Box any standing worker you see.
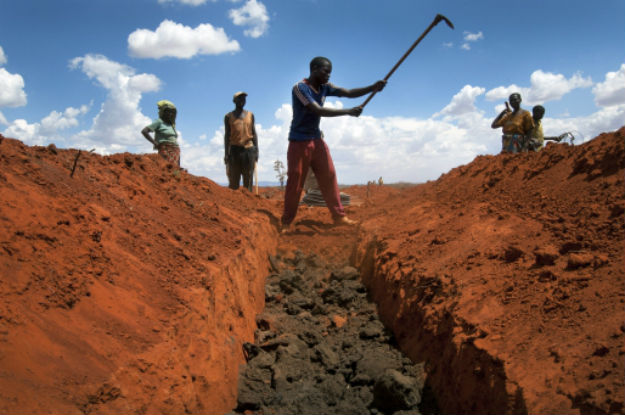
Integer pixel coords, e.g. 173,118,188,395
141,100,180,166
491,92,534,153
224,92,258,191
280,56,386,233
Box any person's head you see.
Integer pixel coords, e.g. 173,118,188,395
309,56,332,84
508,93,522,110
157,100,177,125
532,105,545,121
233,91,247,109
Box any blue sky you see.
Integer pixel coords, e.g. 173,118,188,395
1,0,624,184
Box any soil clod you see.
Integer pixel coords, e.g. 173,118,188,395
234,251,431,415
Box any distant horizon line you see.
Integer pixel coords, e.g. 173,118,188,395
215,180,423,187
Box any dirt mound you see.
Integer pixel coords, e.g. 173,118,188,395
0,126,623,414
354,127,625,414
0,136,278,413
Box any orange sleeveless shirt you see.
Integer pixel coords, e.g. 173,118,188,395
227,111,255,148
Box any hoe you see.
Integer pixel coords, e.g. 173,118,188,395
361,13,454,109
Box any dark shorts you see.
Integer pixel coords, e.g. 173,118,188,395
227,145,256,191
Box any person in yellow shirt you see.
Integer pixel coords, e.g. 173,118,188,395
224,92,258,191
527,105,570,151
491,93,534,153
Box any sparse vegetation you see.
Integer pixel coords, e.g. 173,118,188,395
273,160,286,189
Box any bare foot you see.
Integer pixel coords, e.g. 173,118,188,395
334,216,358,226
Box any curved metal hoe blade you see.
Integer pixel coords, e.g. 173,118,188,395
435,14,455,30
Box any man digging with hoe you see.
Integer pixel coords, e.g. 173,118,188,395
280,15,454,234
279,57,386,234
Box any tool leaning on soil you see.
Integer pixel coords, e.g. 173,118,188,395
254,161,259,195
70,148,96,178
360,13,454,109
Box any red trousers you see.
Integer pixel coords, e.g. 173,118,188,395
281,139,345,225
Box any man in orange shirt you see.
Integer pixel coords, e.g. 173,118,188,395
224,92,258,191
491,92,534,153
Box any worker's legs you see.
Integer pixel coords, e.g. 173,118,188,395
310,139,345,220
227,164,241,190
281,140,312,226
227,147,244,190
241,147,255,192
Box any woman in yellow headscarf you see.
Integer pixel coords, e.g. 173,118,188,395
141,100,180,166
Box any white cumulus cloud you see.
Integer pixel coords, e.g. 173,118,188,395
128,19,240,59
525,70,592,103
315,107,490,184
463,31,484,42
0,68,27,107
592,63,625,107
3,119,38,143
0,44,28,122
485,70,592,106
434,85,485,118
484,84,524,102
229,0,269,38
461,31,483,51
40,105,90,135
69,54,161,152
3,105,89,146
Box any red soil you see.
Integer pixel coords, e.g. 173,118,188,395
0,127,623,414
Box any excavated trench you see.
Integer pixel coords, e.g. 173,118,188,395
1,131,623,414
225,224,530,415
231,249,438,415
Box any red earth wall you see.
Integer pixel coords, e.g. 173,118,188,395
0,137,277,414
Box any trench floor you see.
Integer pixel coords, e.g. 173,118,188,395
232,249,438,415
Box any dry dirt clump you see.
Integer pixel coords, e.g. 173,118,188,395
234,250,431,415
0,126,623,415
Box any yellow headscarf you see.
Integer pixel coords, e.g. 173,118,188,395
157,100,176,110
157,100,176,127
